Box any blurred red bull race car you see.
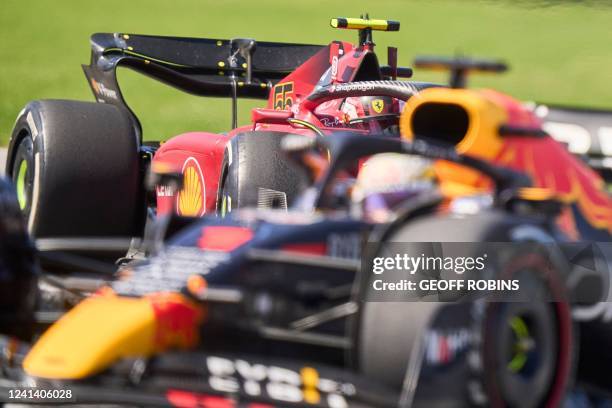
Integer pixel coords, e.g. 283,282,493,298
2,108,612,406
0,130,601,407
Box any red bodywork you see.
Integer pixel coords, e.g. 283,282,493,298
442,90,612,237
153,40,385,216
487,91,612,237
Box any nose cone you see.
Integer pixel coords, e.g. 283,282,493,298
23,296,157,380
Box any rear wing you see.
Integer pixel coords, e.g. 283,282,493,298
82,33,324,134
537,104,612,185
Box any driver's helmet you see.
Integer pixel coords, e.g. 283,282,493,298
342,96,402,134
352,153,435,222
314,95,402,134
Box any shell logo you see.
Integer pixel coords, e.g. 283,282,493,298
177,157,206,216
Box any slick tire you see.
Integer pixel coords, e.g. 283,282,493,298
355,211,574,408
216,131,307,215
6,100,142,238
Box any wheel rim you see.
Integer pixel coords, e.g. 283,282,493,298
15,160,28,210
12,135,34,216
489,300,556,408
221,194,228,217
506,315,536,374
220,193,232,217
485,258,565,408
219,175,232,218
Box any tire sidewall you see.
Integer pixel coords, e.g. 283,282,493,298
8,104,45,234
216,137,240,216
216,131,306,214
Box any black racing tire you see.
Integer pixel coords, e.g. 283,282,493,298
6,100,142,239
216,131,307,215
354,211,574,407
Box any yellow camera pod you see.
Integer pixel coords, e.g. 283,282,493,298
330,18,400,32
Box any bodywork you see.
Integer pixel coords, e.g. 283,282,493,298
81,29,419,217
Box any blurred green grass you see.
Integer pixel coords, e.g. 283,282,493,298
1,0,612,145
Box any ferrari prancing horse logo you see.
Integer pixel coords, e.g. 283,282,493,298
177,157,206,217
371,99,385,114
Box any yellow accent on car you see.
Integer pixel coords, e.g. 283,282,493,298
371,98,384,113
178,164,204,216
401,87,506,159
301,367,321,404
151,160,176,175
287,119,324,137
102,48,191,68
187,274,207,297
23,296,157,379
400,87,507,188
518,187,555,201
439,180,488,199
330,18,400,31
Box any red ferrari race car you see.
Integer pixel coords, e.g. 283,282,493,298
7,15,610,256
5,17,431,253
